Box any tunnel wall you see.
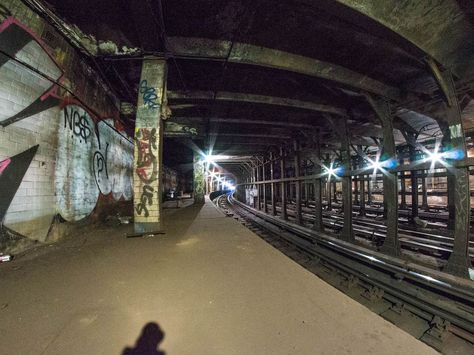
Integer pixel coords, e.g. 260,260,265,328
0,0,132,244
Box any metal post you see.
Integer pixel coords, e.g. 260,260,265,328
328,116,353,242
340,124,354,242
313,134,324,231
400,157,407,209
256,164,261,210
280,147,287,220
447,169,456,230
304,179,309,206
359,175,366,216
367,176,372,204
262,158,267,213
327,175,332,211
421,172,428,210
427,62,472,277
294,140,302,225
270,152,276,215
409,145,419,221
367,95,400,256
353,158,359,205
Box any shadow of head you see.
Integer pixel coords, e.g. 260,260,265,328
123,322,165,355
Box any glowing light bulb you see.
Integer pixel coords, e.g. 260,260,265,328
426,147,444,164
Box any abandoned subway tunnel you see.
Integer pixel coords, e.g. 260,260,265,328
0,0,473,353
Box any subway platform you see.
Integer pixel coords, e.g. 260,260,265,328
0,198,437,354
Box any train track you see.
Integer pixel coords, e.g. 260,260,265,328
214,193,474,353
256,202,474,264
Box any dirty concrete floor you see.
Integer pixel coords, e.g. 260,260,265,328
0,198,438,355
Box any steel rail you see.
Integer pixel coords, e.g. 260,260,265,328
224,194,474,336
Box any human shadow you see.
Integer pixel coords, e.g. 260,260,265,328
122,322,166,355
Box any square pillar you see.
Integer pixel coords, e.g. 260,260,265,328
133,57,167,234
193,153,205,204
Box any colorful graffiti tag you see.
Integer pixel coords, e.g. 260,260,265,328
0,17,63,127
57,105,133,222
0,10,133,233
0,146,38,224
134,128,159,219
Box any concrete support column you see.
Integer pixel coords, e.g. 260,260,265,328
133,57,167,234
367,95,400,256
280,147,287,220
193,153,205,204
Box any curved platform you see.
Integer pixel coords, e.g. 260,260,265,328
0,198,437,354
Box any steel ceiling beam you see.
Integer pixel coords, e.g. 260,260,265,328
323,0,474,77
168,90,347,115
166,37,401,100
209,132,291,139
182,117,316,129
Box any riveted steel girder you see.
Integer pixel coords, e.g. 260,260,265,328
167,37,401,100
324,0,474,77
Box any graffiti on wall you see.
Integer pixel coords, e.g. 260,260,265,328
0,158,10,174
0,17,63,126
193,155,205,204
139,80,160,110
0,146,38,224
135,128,159,218
0,9,135,228
95,119,133,201
165,122,198,136
57,105,133,222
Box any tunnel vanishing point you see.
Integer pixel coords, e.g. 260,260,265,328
0,0,473,354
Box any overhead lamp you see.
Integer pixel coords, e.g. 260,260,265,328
368,156,397,173
426,147,445,165
370,159,382,172
204,155,215,164
324,163,336,177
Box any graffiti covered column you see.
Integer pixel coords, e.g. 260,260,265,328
133,57,167,234
193,152,205,204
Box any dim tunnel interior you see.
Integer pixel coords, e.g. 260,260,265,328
0,0,474,354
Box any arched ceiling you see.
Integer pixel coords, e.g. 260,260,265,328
39,0,474,169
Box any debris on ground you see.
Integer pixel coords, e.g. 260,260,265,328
0,254,12,262
414,216,429,228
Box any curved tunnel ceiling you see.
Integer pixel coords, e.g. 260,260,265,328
40,0,474,170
